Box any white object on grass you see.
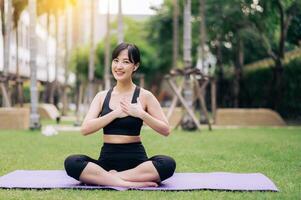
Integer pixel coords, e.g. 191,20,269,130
41,125,58,136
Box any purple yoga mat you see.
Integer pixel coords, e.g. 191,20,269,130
0,170,278,191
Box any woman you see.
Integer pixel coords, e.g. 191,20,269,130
64,43,176,188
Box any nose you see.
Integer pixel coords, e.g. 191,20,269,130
116,61,124,69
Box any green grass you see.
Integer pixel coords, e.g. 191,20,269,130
0,127,300,199
40,119,75,126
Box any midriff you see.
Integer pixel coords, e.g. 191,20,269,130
103,134,141,144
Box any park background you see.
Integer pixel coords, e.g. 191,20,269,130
0,0,300,199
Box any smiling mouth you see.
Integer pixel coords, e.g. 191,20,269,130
115,71,125,76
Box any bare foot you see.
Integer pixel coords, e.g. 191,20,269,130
109,170,118,174
122,181,158,188
108,170,158,188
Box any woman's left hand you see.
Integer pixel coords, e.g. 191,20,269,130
120,97,145,119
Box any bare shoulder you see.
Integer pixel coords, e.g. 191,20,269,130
139,87,155,100
98,90,109,97
94,90,109,103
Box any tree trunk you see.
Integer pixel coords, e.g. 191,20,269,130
271,59,284,110
181,0,197,131
199,0,206,70
29,0,41,129
74,78,83,126
270,0,292,110
215,37,224,107
183,0,192,69
15,20,23,106
62,9,70,115
50,11,60,107
172,0,179,68
43,13,51,103
104,2,111,90
2,0,12,107
233,35,243,108
3,0,10,77
117,0,123,44
88,0,95,103
1,0,4,37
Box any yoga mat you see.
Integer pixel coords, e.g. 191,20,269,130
0,170,278,191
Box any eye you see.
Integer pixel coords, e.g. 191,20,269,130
113,59,118,63
123,60,130,65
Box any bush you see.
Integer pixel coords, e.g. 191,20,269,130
239,57,301,119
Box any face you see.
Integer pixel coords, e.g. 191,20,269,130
111,49,138,82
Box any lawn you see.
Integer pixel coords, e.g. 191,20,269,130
0,127,300,199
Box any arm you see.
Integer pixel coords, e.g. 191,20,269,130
141,92,170,136
80,92,126,136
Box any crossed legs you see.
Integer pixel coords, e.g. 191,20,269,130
109,161,161,182
64,154,176,188
79,162,159,187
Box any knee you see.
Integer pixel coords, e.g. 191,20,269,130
64,155,77,172
150,155,176,182
64,155,87,180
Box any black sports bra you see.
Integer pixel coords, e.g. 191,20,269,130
100,86,143,136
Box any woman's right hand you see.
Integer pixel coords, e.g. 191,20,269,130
113,106,128,118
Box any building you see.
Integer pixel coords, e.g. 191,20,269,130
0,7,74,85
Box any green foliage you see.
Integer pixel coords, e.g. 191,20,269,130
69,45,102,82
146,0,202,71
21,81,44,103
287,13,301,45
248,0,301,60
147,0,300,68
240,57,301,119
240,67,273,108
95,36,117,80
280,58,301,117
146,0,277,73
69,46,89,82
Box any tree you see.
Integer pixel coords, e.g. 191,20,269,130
37,0,53,103
70,46,90,87
62,7,71,115
0,0,3,35
1,0,12,107
146,0,301,112
12,0,28,106
146,0,177,89
253,0,301,109
37,0,76,105
88,0,95,103
29,0,40,129
198,0,206,71
172,0,179,68
181,0,197,130
117,0,123,44
204,0,266,107
104,1,111,90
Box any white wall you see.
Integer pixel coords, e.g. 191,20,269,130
0,9,74,85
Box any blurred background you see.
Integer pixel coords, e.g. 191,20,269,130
0,0,300,130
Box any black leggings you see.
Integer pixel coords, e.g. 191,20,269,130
64,142,176,182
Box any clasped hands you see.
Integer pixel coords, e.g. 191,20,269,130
113,97,145,119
